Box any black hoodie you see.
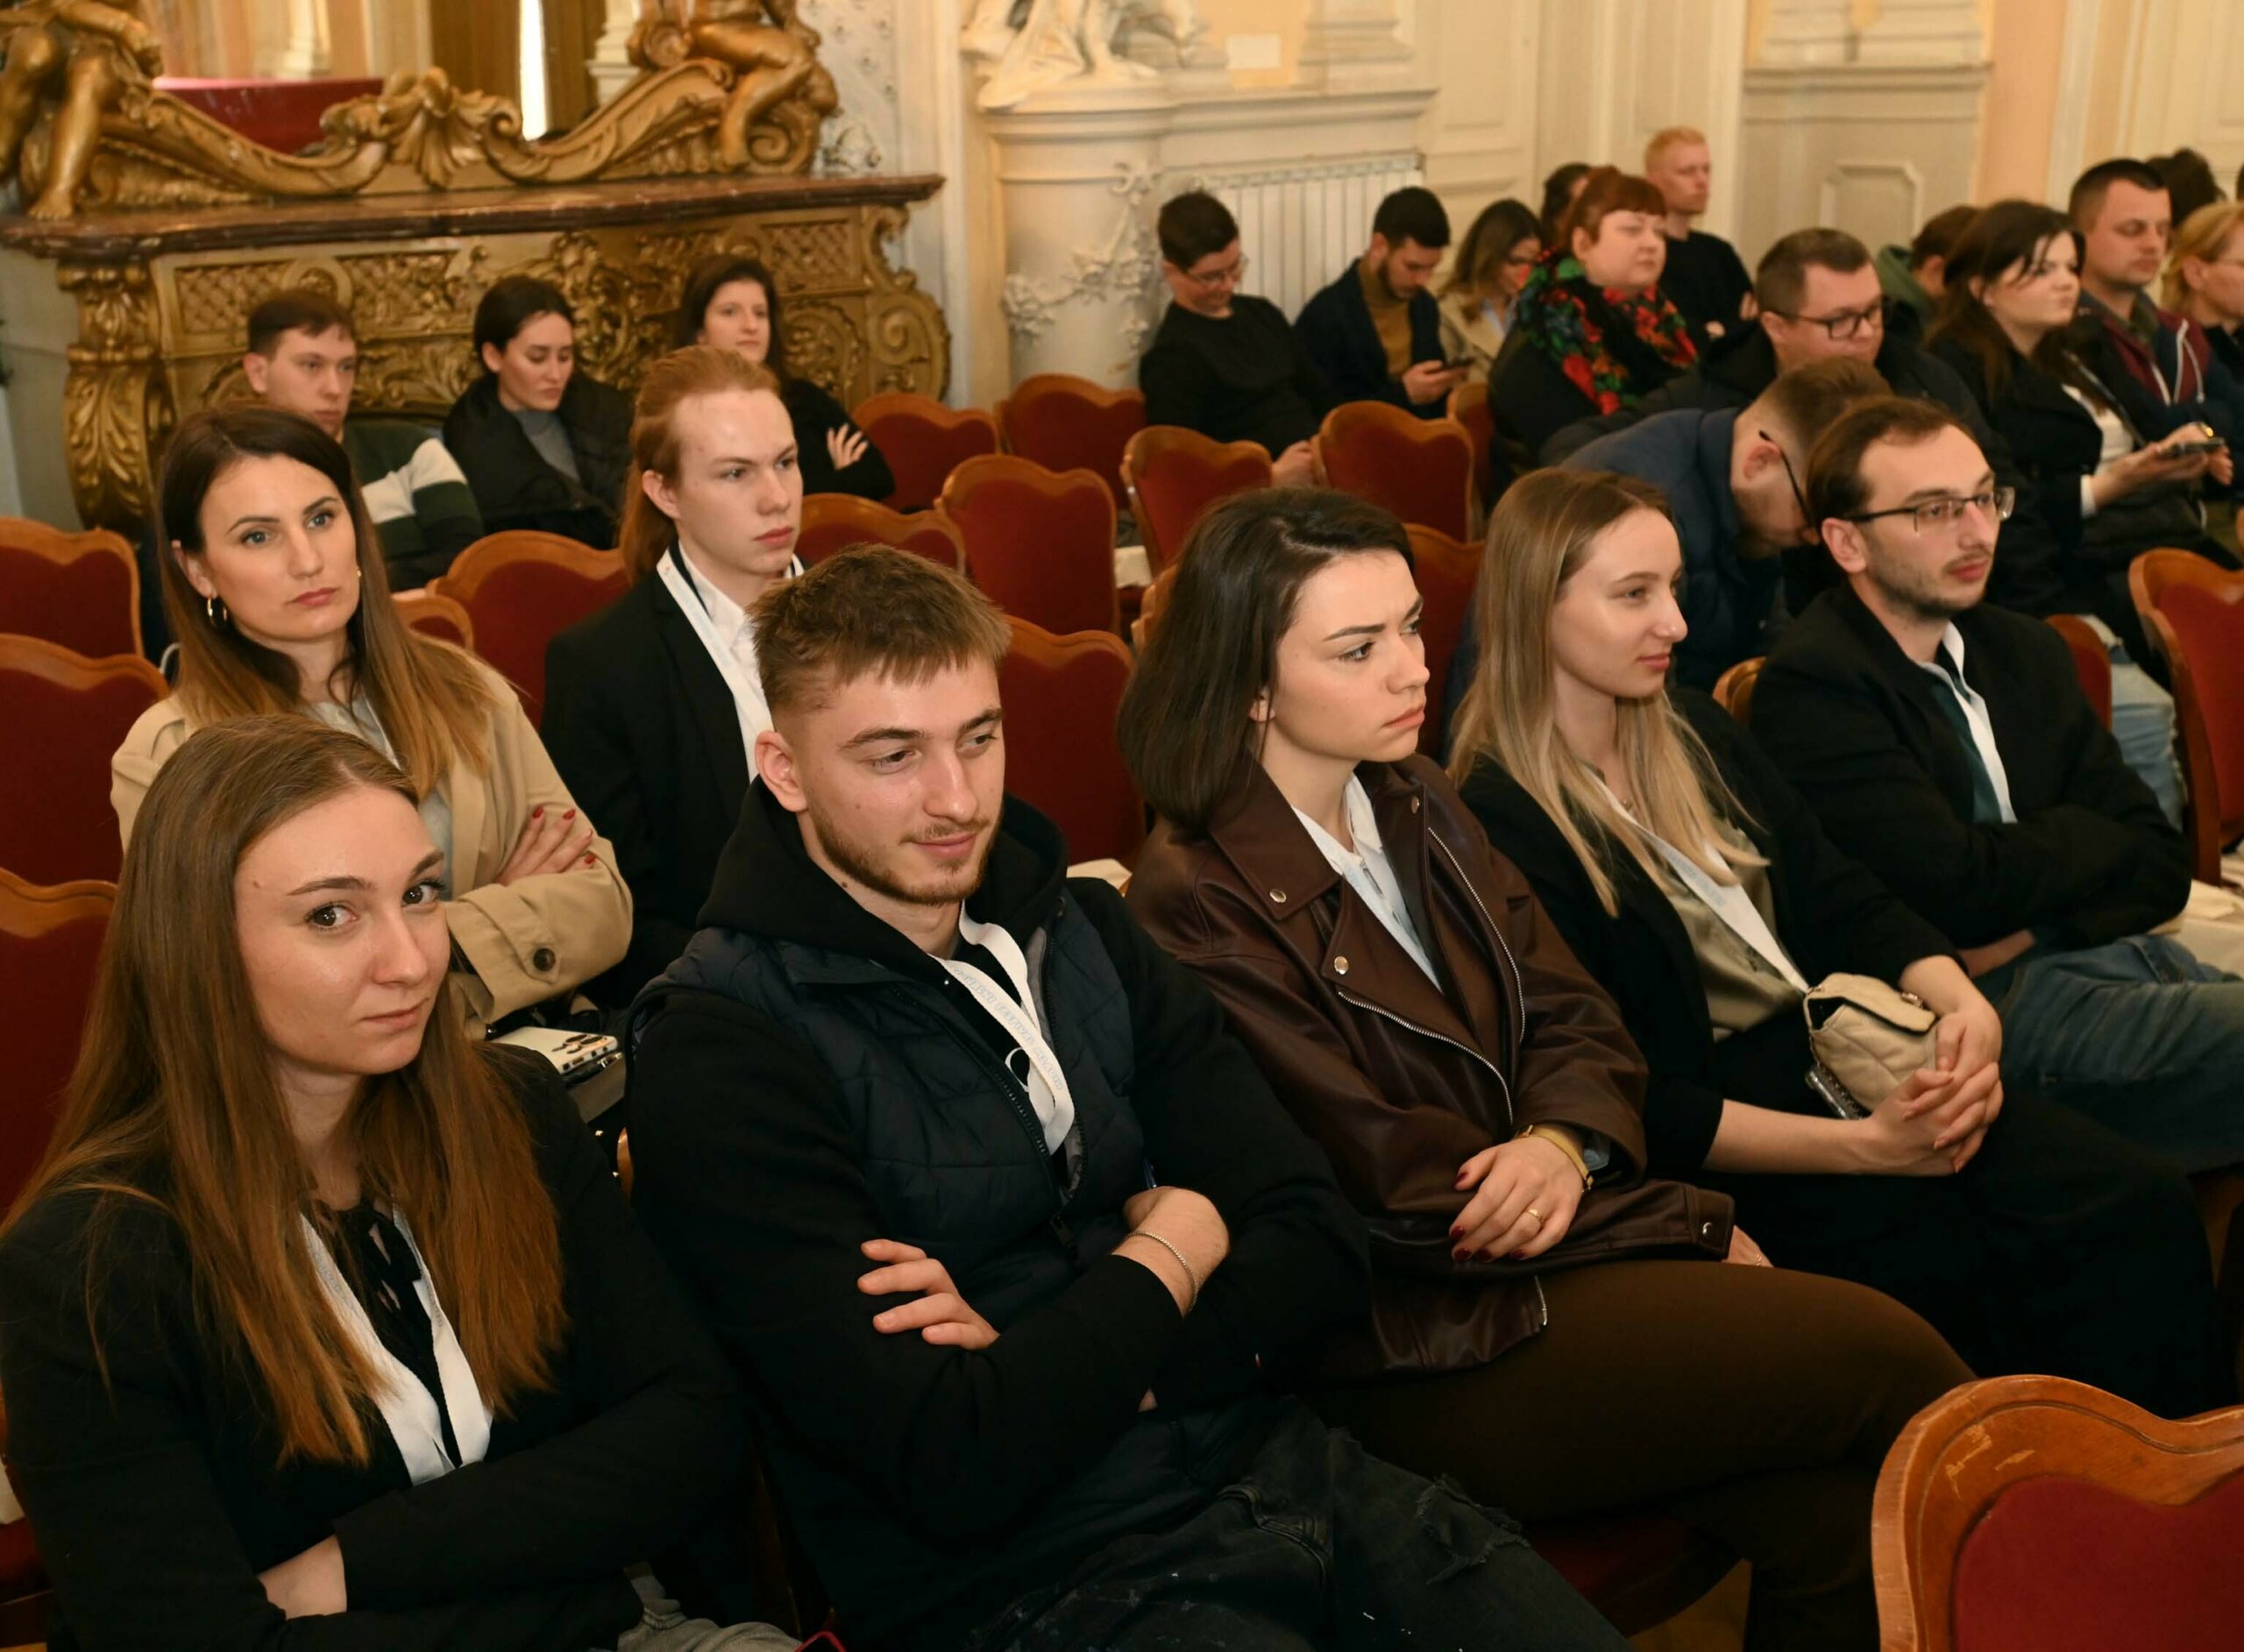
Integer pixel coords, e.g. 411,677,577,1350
625,783,1367,1650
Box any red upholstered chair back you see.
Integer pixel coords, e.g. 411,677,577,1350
0,519,141,659
2042,613,2112,728
0,870,113,1211
2148,585,2244,882
852,392,1001,513
1318,401,1475,542
1713,656,1766,726
938,456,1119,637
1446,379,1497,518
1121,426,1273,575
998,617,1143,867
798,494,966,571
0,637,167,883
430,531,627,727
393,590,476,651
1404,524,1483,755
1874,1374,2244,1652
997,375,1147,512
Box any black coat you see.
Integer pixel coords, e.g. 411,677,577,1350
0,1052,745,1652
1292,263,1445,419
1458,691,1949,1177
1546,327,2068,617
1488,325,1603,464
1750,585,2189,950
443,373,634,549
782,379,895,500
543,574,749,1006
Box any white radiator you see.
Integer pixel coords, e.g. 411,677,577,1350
1181,155,1426,320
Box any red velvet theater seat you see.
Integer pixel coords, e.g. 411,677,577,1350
0,518,142,659
997,617,1143,869
430,531,627,727
0,636,167,883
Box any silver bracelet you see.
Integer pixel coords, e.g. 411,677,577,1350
1133,1231,1201,1312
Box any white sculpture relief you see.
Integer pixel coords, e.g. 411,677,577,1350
998,160,1159,344
962,0,1207,110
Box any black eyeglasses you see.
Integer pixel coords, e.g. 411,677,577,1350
1844,487,2018,535
1766,303,1885,341
1762,432,1817,543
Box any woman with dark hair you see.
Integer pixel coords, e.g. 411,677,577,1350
1927,198,2233,655
543,346,803,1005
442,275,635,547
673,254,892,500
1446,468,2223,1418
1438,198,1542,380
112,406,632,1030
1493,168,1698,463
1120,486,1973,1652
3,716,754,1650
1537,162,1591,245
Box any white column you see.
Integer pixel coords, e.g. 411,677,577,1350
1299,0,1414,91
589,0,639,104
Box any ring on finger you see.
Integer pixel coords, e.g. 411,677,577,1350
1523,1206,1544,1229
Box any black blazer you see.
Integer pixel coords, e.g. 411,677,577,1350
0,1052,745,1652
783,379,895,500
1750,585,2188,951
543,572,749,1006
1292,263,1445,419
443,373,634,549
1458,691,1949,1176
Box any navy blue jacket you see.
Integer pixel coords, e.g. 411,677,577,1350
1293,260,1445,419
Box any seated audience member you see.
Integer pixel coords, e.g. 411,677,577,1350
544,348,801,1008
1644,126,1754,348
2148,147,2226,234
1445,358,1884,723
1119,489,1972,1651
1447,470,2222,1417
243,287,482,589
674,254,893,501
1875,204,1978,340
1140,189,1334,486
627,546,1637,1652
444,276,633,549
112,406,631,1031
1538,162,1591,245
1295,185,1465,421
1438,197,1543,380
1491,168,1696,463
2164,199,2244,380
0,717,749,1652
2067,158,2244,440
1752,396,2244,1174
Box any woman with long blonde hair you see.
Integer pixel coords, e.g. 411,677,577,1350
2,717,747,1649
2162,198,2244,382
110,404,631,1029
1450,466,2223,1418
542,345,804,1004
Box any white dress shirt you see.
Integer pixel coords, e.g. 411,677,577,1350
1918,624,2019,824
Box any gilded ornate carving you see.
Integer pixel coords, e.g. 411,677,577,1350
860,203,950,398
60,259,172,528
1,0,836,218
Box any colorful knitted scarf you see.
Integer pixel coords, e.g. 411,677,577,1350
1513,252,1698,414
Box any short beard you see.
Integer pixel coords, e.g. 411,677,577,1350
806,795,993,911
1865,560,1976,627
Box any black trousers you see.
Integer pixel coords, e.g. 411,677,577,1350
1709,1088,2229,1419
968,1404,1630,1652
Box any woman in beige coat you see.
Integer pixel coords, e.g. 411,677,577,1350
113,406,629,1029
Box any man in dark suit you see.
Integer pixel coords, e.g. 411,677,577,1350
1294,186,1464,419
1752,395,2244,1173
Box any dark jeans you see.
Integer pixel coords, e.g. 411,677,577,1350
967,1404,1628,1652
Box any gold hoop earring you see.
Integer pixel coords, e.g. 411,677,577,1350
204,594,229,628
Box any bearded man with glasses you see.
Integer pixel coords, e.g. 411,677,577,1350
1752,395,2244,1176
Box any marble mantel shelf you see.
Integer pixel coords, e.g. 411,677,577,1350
0,172,946,260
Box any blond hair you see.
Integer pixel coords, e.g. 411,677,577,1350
1446,469,1763,917
2162,199,2244,311
1644,126,1708,170
619,345,787,585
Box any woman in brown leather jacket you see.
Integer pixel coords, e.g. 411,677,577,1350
1118,488,1971,1652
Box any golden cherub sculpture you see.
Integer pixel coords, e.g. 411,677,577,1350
0,0,164,218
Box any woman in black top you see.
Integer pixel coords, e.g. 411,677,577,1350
675,253,893,501
0,716,750,1651
443,276,634,548
1448,469,2226,1418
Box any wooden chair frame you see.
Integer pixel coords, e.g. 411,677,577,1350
428,530,624,606
1119,426,1273,575
0,632,167,701
0,518,143,657
851,393,1003,511
392,589,478,651
937,454,1121,635
798,494,966,571
2042,613,2113,729
0,867,116,941
1873,1374,2244,1651
2127,549,2244,881
1712,656,1765,724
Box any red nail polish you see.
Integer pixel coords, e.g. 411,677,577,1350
564,808,577,820
532,805,544,819
1448,1224,1464,1239
582,854,596,867
1451,1248,1470,1263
